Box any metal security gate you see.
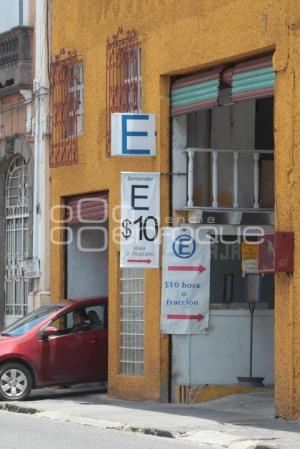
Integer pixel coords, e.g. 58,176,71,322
5,156,29,326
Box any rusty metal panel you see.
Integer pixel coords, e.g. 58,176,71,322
65,192,108,224
106,27,140,156
50,48,80,167
258,231,294,273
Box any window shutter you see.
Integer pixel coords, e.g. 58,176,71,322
231,55,274,102
65,192,108,224
171,69,220,116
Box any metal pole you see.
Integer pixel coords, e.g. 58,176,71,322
19,0,23,26
187,150,194,207
188,334,192,403
248,301,256,378
168,335,172,403
253,152,260,208
233,151,239,208
212,151,218,207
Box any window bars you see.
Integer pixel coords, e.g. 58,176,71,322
5,156,29,323
120,267,145,376
50,48,83,167
106,27,141,155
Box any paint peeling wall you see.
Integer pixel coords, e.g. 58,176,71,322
51,0,300,418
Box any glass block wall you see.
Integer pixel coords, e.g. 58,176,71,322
120,267,144,375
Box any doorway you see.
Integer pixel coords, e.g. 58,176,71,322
65,192,108,299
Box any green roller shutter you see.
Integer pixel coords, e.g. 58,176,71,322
231,55,274,102
171,68,220,116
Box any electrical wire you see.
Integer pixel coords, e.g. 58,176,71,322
0,89,49,115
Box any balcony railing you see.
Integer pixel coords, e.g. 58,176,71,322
183,147,274,211
0,26,33,94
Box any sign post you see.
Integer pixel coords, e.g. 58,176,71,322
120,172,160,268
238,243,264,387
161,227,211,334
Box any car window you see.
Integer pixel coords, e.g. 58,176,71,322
85,304,105,330
49,304,106,335
51,312,72,333
2,306,63,337
50,310,82,334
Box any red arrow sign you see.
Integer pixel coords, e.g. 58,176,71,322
167,313,204,321
168,265,206,273
128,259,152,264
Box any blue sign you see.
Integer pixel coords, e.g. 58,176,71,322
172,234,196,259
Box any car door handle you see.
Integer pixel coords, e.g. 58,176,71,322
91,338,101,344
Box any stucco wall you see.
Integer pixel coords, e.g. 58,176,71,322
51,0,300,417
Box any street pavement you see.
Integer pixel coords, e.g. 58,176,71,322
1,387,300,449
0,411,218,449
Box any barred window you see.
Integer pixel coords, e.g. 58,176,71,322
120,267,144,375
106,27,141,155
50,48,83,167
67,62,84,137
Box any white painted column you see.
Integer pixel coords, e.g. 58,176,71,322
233,151,239,208
187,149,194,207
253,152,260,209
28,0,51,311
212,151,218,208
172,115,187,212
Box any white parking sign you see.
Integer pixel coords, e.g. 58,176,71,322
111,113,156,156
120,172,160,268
161,227,211,334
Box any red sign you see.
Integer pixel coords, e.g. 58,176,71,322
258,231,294,273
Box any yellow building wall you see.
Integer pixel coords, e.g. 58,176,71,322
51,0,300,418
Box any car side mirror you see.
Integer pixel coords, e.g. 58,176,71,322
41,326,58,340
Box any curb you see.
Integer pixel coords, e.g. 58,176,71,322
0,402,175,439
0,402,37,415
121,425,174,439
0,402,281,448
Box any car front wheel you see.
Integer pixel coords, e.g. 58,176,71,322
0,363,33,401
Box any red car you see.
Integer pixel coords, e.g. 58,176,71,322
0,297,108,401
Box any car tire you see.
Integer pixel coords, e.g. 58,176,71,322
0,362,33,401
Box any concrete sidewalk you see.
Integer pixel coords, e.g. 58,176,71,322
1,387,300,449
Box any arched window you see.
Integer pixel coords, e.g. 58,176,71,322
5,156,29,325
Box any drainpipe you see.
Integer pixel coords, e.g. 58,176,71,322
28,0,50,310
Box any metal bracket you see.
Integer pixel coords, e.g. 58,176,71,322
160,172,187,176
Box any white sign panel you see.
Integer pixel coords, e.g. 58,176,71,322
111,113,156,156
121,172,160,268
161,227,211,334
18,257,40,279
